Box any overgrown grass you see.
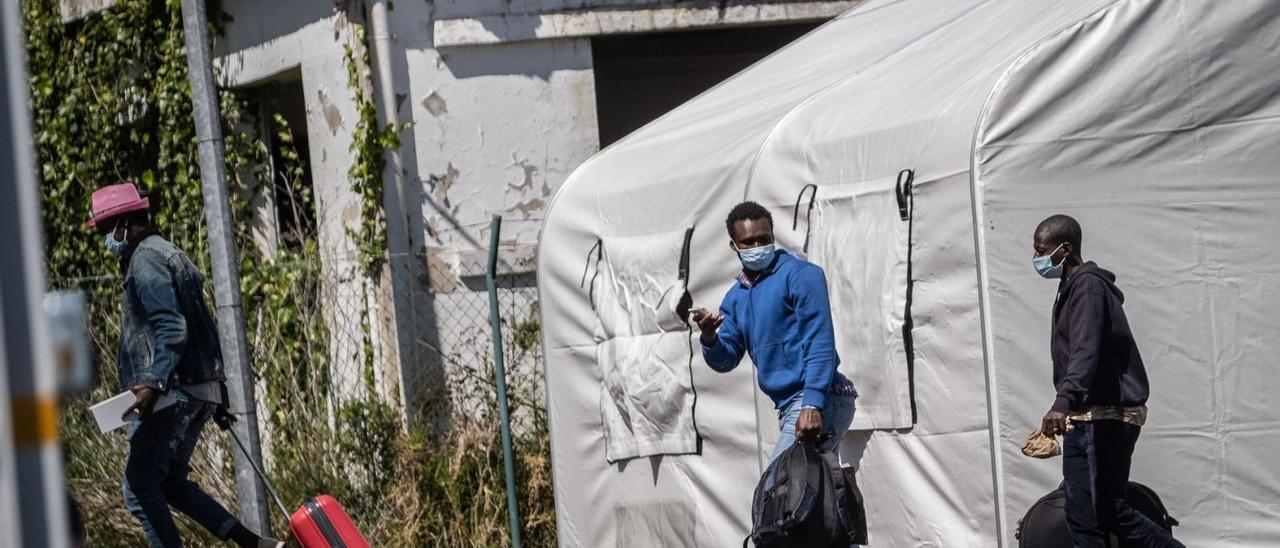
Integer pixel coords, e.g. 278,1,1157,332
59,276,555,547
64,400,555,546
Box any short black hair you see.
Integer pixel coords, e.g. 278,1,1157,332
725,201,773,239
1035,214,1082,252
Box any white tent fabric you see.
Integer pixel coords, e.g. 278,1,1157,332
803,181,915,430
537,0,1280,546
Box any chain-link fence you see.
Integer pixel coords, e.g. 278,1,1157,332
53,242,553,546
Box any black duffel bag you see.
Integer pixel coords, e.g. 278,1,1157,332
744,441,868,547
1016,481,1178,548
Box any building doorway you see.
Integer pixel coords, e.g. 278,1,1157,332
591,22,822,147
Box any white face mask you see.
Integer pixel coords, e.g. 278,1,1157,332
737,243,776,272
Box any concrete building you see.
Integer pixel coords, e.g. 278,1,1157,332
67,0,861,422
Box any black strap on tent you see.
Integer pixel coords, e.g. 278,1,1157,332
895,169,913,221
792,184,819,254
675,226,695,323
895,169,919,424
678,226,694,283
581,238,603,310
676,226,702,445
580,238,601,288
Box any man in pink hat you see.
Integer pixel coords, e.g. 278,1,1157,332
88,183,281,547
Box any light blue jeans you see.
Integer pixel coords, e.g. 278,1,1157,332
770,391,857,464
123,389,237,547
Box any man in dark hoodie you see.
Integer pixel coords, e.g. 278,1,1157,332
1032,214,1182,548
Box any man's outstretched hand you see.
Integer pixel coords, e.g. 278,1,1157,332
122,386,160,422
796,408,823,441
690,308,724,346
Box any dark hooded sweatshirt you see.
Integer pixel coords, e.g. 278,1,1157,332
1050,262,1150,414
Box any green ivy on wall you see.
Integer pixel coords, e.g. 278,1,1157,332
343,23,406,280
26,0,399,282
18,3,559,545
24,0,229,280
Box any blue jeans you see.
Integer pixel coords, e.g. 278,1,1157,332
1062,421,1184,548
124,390,237,547
770,392,856,464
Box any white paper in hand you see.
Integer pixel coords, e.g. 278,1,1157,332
89,390,180,434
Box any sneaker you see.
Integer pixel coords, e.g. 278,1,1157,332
258,539,285,548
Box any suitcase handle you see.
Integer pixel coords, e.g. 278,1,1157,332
217,407,293,520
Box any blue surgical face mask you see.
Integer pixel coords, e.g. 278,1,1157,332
737,243,776,272
104,228,127,256
1033,243,1066,279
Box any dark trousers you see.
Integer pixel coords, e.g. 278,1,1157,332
123,391,237,547
1062,420,1184,548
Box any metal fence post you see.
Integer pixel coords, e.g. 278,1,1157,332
486,215,523,548
179,0,272,533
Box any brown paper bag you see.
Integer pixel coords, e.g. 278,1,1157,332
1021,427,1061,459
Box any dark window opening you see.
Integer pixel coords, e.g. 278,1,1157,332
243,74,316,255
591,22,822,147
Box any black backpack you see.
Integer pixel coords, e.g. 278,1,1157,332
1016,481,1178,548
744,441,868,547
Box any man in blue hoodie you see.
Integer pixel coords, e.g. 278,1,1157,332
1032,214,1182,548
692,201,856,463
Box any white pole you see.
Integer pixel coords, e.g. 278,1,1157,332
0,0,70,544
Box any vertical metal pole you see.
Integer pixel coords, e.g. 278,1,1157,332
486,215,523,548
0,0,69,544
179,0,271,533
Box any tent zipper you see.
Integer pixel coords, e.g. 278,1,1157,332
895,168,919,424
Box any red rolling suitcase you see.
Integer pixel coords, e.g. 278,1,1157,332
219,409,370,547
289,495,369,548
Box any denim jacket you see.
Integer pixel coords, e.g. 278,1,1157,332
117,234,224,391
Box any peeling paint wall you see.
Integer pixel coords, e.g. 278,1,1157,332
214,0,848,424
214,0,853,266
403,35,598,252
216,1,366,264
435,0,844,19
215,2,394,409
430,0,858,46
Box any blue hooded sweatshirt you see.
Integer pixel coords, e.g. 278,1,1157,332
702,250,842,409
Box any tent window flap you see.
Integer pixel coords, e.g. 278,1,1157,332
807,183,916,430
591,227,698,462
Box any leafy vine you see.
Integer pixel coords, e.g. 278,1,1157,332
342,23,406,280
20,2,507,544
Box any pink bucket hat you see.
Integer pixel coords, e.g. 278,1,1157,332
86,183,150,227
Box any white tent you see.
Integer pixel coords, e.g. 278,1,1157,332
536,0,1280,545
